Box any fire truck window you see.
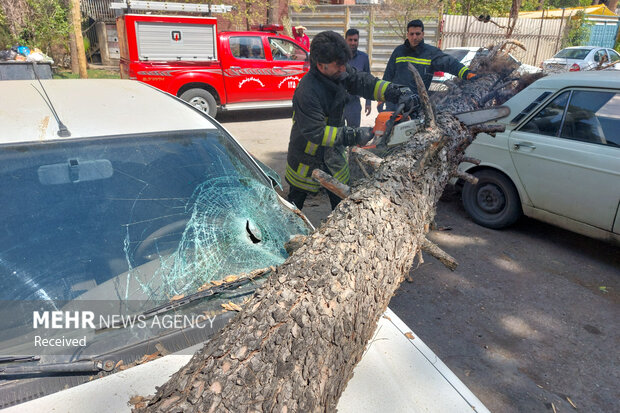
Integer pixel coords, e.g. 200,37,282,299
230,36,264,60
269,38,307,61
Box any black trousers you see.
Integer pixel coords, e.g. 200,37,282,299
287,186,341,211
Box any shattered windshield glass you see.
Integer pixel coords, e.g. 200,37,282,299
0,129,309,307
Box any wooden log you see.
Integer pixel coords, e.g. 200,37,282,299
311,169,351,199
351,146,384,168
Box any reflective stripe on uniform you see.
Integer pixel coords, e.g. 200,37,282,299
458,66,468,79
373,80,390,101
286,163,320,192
322,125,338,147
304,141,319,155
333,162,350,184
395,56,431,65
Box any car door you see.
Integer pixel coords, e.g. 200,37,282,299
266,37,308,100
222,35,272,103
507,88,620,231
592,49,608,69
606,49,620,70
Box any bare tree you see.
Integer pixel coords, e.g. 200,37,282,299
377,0,443,39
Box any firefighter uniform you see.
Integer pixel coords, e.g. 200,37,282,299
383,39,473,95
285,65,399,201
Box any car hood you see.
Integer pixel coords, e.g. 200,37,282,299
2,308,490,413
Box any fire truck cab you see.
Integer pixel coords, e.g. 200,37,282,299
117,14,310,117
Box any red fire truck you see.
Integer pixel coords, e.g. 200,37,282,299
117,14,310,117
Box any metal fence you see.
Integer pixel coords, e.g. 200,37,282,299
81,0,117,23
290,5,570,70
289,5,442,74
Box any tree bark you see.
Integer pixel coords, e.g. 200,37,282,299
135,51,536,413
70,0,88,78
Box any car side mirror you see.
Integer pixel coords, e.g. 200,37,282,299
251,155,283,190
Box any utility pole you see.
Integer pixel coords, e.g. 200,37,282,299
70,0,88,78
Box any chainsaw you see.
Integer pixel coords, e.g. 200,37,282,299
367,103,510,150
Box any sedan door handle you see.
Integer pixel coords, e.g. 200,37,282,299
513,142,536,150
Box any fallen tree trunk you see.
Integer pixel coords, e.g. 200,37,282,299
136,52,536,413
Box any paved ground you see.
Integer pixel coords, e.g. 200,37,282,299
219,107,619,413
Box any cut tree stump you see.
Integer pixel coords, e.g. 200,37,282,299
134,49,540,413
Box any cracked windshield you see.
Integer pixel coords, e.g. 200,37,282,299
0,129,309,310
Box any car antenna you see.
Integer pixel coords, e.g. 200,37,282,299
30,62,71,137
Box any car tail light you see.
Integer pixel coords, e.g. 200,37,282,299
569,63,580,72
434,71,444,77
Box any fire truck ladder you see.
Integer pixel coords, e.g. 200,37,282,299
110,1,233,14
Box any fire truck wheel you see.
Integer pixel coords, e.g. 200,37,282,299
180,88,217,118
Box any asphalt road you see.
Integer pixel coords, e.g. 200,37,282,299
219,107,619,413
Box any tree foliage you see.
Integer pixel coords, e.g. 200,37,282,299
445,0,591,16
0,0,70,62
563,11,592,47
0,9,11,49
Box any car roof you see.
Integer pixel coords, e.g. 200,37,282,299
562,46,597,50
532,71,620,89
0,79,215,145
444,47,483,51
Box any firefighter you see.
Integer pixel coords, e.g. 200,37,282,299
286,31,419,210
382,19,477,111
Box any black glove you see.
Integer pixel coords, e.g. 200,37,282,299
397,87,420,113
342,127,373,146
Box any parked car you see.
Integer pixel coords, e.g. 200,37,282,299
431,47,541,86
0,79,489,412
542,46,620,73
458,72,620,244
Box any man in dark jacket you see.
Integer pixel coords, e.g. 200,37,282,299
343,28,371,127
286,31,418,210
382,19,477,110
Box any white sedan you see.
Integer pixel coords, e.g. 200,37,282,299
0,79,489,412
432,47,541,86
458,72,620,245
542,46,620,73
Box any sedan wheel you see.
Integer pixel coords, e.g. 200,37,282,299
462,169,522,229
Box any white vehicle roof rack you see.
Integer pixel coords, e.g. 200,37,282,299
110,1,233,14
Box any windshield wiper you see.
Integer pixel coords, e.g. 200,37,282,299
96,276,262,332
0,359,114,377
0,356,40,363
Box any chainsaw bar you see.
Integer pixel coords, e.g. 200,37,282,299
453,106,510,126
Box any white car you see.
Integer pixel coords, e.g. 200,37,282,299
458,72,620,245
432,47,541,85
0,79,489,412
542,46,620,73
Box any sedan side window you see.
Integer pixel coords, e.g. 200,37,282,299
608,49,620,63
519,91,569,137
560,91,620,147
593,49,607,64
